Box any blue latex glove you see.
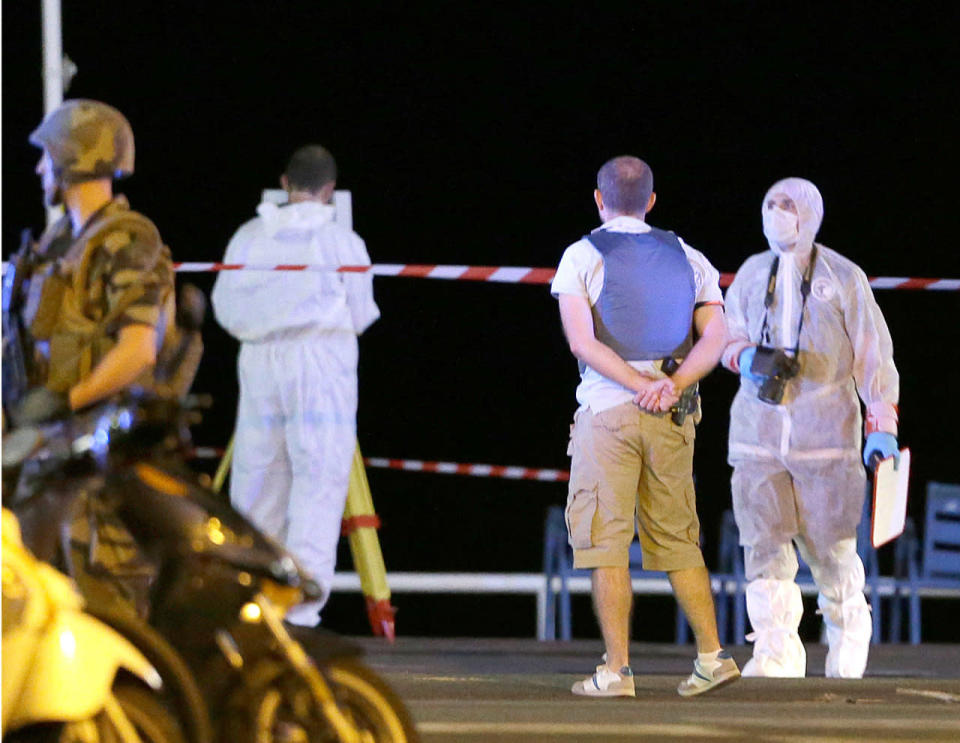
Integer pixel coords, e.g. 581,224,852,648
738,346,765,385
863,431,900,469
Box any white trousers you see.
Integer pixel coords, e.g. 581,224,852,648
230,332,358,625
733,458,872,678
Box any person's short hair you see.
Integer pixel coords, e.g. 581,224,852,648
284,145,337,192
597,156,654,215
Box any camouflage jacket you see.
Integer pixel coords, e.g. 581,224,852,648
22,196,175,392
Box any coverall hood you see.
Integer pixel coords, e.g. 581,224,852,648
256,201,336,239
762,178,823,257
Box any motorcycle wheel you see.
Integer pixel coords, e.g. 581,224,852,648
84,604,213,743
224,657,417,743
104,682,188,743
324,659,418,743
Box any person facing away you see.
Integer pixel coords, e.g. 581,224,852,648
211,145,379,627
6,99,175,425
551,155,740,697
721,177,900,678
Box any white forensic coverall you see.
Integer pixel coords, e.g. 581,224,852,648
721,178,898,678
212,200,379,626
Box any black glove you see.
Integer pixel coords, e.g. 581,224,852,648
13,388,71,426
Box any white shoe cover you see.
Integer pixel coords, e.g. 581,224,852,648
284,600,323,627
743,579,806,677
819,592,871,678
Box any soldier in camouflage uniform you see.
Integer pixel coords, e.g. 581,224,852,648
8,99,175,422
4,100,180,613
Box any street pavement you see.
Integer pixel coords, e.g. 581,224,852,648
352,638,960,742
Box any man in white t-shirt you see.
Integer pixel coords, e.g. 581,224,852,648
552,155,739,697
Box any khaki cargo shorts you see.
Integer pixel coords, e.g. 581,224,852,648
565,402,704,572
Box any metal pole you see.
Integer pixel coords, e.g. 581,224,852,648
41,0,64,225
41,0,63,116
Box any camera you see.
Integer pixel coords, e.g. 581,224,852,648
750,345,800,405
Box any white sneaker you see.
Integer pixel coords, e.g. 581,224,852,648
572,664,635,697
677,651,741,697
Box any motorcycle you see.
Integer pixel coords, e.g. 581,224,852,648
4,396,418,743
2,507,206,743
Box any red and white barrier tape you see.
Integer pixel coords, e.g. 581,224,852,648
171,262,960,290
187,448,569,482
4,260,957,289
363,457,569,482
173,262,556,284
860,277,960,291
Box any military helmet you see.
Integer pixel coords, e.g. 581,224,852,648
29,99,135,182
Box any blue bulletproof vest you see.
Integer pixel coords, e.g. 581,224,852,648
586,227,696,360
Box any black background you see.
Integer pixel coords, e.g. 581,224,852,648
4,2,958,641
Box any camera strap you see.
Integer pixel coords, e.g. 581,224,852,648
758,246,818,354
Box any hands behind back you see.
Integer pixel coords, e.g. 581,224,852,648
633,376,679,413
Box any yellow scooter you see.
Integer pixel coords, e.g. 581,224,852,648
2,508,191,743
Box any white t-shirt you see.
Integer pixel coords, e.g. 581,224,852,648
551,216,723,412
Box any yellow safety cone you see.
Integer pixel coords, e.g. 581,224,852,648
343,443,396,641
210,434,395,639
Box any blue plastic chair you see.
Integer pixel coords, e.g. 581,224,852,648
857,502,893,644
542,505,566,639
669,510,746,645
897,482,960,645
715,510,748,643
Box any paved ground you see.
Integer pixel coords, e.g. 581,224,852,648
350,638,960,742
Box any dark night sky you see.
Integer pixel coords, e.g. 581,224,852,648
3,2,959,639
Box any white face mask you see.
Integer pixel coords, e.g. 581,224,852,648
763,206,799,249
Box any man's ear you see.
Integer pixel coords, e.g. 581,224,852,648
594,189,604,211
645,191,656,215
280,174,289,191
